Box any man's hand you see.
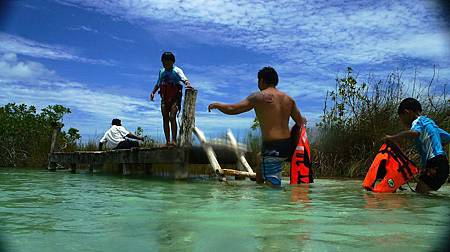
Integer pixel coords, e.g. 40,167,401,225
208,103,219,112
150,92,155,101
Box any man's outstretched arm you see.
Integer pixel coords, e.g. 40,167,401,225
208,94,256,115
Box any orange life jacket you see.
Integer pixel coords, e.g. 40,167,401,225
290,125,314,184
362,142,418,193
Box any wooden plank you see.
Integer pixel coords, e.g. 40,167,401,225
222,169,256,179
193,127,224,176
226,129,254,173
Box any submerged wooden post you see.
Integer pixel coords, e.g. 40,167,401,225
178,88,198,147
48,122,62,171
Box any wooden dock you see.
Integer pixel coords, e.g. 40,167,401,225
47,88,257,180
48,145,252,178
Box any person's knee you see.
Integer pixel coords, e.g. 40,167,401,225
169,113,177,122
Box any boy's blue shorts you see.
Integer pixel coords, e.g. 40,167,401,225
420,155,449,191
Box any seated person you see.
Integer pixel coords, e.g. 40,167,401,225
98,118,144,150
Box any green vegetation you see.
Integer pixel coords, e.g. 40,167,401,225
0,103,78,167
2,67,447,177
246,67,448,178
314,67,449,177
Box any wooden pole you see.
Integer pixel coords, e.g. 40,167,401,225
49,122,62,154
178,88,198,147
222,169,256,179
226,129,255,174
48,122,62,171
193,127,224,177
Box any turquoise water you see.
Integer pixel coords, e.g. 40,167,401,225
0,169,449,252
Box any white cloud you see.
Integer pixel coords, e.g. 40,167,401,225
0,32,114,65
110,35,135,43
54,0,450,69
68,25,99,33
0,53,56,80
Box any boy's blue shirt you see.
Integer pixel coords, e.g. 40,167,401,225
410,115,449,168
156,66,187,87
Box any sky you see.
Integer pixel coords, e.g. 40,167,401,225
0,0,449,142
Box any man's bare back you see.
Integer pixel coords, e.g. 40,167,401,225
249,87,303,141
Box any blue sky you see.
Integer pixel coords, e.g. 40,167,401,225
0,0,449,141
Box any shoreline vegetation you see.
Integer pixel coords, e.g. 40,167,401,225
1,67,448,179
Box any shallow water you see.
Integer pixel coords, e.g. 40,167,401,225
0,169,449,252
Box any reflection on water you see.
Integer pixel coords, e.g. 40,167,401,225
0,169,449,252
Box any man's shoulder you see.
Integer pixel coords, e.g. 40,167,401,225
275,90,294,104
247,91,263,102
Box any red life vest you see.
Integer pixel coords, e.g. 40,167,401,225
290,125,314,184
160,83,181,103
362,142,418,193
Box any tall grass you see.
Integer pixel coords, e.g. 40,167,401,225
314,67,449,177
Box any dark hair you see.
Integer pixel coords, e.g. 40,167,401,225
161,51,175,63
398,98,422,114
111,118,121,126
258,66,278,86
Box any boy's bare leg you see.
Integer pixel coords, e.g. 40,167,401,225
162,106,171,146
415,180,432,193
169,104,178,145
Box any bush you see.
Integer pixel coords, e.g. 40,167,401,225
0,103,75,167
314,67,449,177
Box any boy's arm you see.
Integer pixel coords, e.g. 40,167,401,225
175,67,191,87
208,93,257,115
384,130,420,144
150,84,159,100
150,70,162,101
438,128,450,146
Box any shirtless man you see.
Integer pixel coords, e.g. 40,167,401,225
208,66,305,187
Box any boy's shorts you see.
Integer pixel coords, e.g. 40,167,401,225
161,94,182,113
261,138,291,186
420,155,449,191
161,98,177,112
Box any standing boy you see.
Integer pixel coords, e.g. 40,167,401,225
384,98,450,193
208,66,305,187
150,52,191,146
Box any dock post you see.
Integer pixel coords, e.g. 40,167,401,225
176,88,198,179
70,163,77,174
122,164,131,175
48,122,62,171
178,88,197,147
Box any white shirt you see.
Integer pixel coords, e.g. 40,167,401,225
99,125,130,149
